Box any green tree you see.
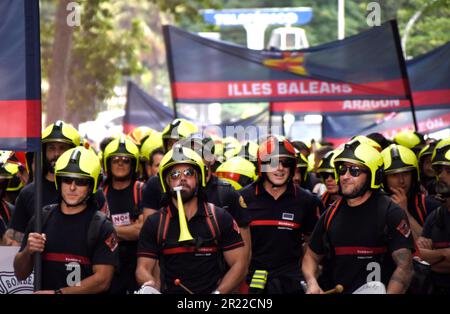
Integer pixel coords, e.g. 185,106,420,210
42,0,146,127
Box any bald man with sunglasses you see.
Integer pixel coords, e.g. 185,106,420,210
303,140,414,294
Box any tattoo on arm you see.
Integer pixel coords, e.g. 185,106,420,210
5,229,24,243
390,248,414,292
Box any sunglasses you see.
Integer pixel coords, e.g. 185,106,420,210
111,156,131,164
338,165,366,177
265,159,295,168
61,177,90,186
168,168,196,180
319,172,335,180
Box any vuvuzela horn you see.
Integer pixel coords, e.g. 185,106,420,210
173,186,194,242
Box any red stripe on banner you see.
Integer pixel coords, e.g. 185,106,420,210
172,79,408,100
272,99,411,113
0,100,41,137
325,111,450,147
433,242,450,249
272,89,450,113
413,89,450,107
249,220,300,229
334,246,388,256
43,253,91,265
163,246,218,255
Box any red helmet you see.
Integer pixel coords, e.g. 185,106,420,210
257,135,296,177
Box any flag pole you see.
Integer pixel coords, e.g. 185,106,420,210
33,152,42,291
391,20,418,131
162,25,178,119
268,102,273,135
24,0,42,291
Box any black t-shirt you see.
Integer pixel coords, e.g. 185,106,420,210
20,204,119,291
422,207,450,288
104,182,142,268
239,181,322,275
137,201,244,294
204,175,248,227
10,179,58,233
406,193,440,226
141,176,163,210
10,179,107,233
308,191,415,293
142,175,248,226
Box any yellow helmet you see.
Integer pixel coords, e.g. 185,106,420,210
223,136,242,160
161,119,198,152
54,147,101,193
215,156,257,190
158,145,206,193
0,162,17,180
334,139,384,189
295,150,309,182
351,135,382,152
1,163,25,192
382,144,419,184
317,149,342,174
239,141,259,161
210,135,224,162
42,120,81,147
393,130,425,154
103,136,140,174
140,132,163,161
128,126,154,147
431,137,450,168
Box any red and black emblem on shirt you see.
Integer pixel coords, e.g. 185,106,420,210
105,232,118,252
396,219,411,238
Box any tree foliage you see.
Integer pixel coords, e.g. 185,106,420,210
41,0,449,126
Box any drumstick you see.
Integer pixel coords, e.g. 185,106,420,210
322,284,344,294
174,279,194,294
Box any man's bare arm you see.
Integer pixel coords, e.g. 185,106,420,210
387,248,414,294
4,229,24,246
